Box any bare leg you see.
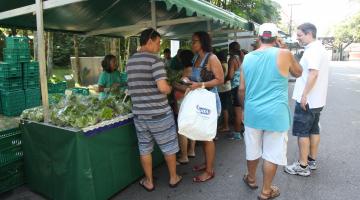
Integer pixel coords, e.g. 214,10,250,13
196,141,215,180
261,160,278,196
309,134,320,160
298,137,310,166
247,159,260,183
140,154,154,189
188,140,196,157
178,134,189,162
234,106,243,132
164,153,181,185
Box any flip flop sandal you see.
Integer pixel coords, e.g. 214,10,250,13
192,163,206,172
176,160,189,165
188,154,196,158
243,174,259,190
193,171,215,183
139,179,155,192
257,185,280,200
169,176,183,188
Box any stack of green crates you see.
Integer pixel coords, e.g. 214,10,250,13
0,127,24,193
0,37,31,116
23,61,41,109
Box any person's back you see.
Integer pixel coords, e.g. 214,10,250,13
243,47,290,132
126,52,171,116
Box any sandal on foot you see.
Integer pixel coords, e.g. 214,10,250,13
169,176,183,188
193,171,215,183
176,159,189,165
243,174,258,190
139,179,155,192
258,185,280,200
192,163,206,172
188,154,196,158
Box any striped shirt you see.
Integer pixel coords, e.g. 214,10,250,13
126,52,171,116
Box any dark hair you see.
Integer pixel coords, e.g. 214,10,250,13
229,41,241,56
229,41,244,61
163,48,170,54
179,49,194,68
215,50,227,63
140,28,161,46
193,31,212,52
260,37,276,44
298,23,317,38
101,54,117,73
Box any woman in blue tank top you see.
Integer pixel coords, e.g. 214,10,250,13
185,31,224,183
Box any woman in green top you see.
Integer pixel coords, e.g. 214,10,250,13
98,54,121,99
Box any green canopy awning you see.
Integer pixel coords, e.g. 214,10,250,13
0,0,254,38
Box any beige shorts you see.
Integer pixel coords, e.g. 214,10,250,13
244,126,288,166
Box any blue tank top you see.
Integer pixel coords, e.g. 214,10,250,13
230,55,241,89
190,53,221,115
242,47,291,132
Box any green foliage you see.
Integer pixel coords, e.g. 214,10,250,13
209,0,281,24
333,13,360,46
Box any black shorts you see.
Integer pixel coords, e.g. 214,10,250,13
292,102,323,137
231,87,241,107
219,90,232,110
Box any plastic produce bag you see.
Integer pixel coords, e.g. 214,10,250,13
178,89,217,141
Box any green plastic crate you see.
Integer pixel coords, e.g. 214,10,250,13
0,128,22,152
24,88,41,108
0,78,23,91
48,81,67,94
0,63,22,78
22,61,39,77
72,87,89,96
0,146,23,167
0,161,24,193
23,76,40,89
5,37,29,49
3,48,31,63
0,90,25,117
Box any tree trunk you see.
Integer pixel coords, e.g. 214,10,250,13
73,35,81,85
47,32,54,77
33,31,38,60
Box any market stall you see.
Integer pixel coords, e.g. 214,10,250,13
0,0,257,199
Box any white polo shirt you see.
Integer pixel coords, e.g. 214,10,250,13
292,40,329,109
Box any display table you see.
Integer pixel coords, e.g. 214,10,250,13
21,120,164,200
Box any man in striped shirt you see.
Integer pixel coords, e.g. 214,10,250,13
126,28,182,191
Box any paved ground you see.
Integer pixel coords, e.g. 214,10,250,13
1,61,360,200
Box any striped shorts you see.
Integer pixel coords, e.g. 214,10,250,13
133,111,179,156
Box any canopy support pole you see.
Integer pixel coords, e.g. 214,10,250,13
151,0,157,29
36,0,50,122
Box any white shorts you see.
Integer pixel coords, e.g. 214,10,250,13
244,126,288,166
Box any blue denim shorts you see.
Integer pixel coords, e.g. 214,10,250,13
292,102,323,137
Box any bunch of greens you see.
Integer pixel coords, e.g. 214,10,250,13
21,93,132,129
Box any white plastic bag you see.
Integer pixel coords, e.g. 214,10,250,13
178,88,217,141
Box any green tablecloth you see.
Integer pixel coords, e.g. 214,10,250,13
21,121,164,200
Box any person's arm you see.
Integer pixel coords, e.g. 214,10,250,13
190,55,224,89
97,72,106,92
226,57,236,81
238,68,245,108
277,49,303,78
300,69,319,110
152,58,172,95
